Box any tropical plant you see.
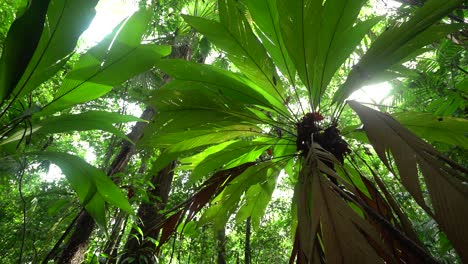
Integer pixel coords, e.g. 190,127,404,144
142,0,468,262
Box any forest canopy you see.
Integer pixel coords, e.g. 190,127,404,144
0,0,467,263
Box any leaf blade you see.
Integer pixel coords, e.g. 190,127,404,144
349,101,468,261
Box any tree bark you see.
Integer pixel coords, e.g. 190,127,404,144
217,228,227,264
245,217,252,264
119,161,176,262
57,211,95,264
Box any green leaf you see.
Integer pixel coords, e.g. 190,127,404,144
132,224,144,238
39,111,142,139
155,80,267,120
245,0,296,82
151,124,260,147
315,0,375,105
35,152,134,228
322,16,381,92
336,163,370,199
392,112,468,149
155,59,288,114
179,221,198,238
170,128,261,153
236,167,280,227
277,0,321,98
151,77,276,136
150,109,256,134
272,138,297,158
334,0,466,103
179,141,236,171
11,0,98,101
47,199,70,216
84,194,107,230
199,161,281,229
92,167,134,214
183,0,287,110
183,137,277,185
0,111,142,145
277,0,373,108
0,0,51,102
341,124,369,143
148,125,264,176
40,9,171,115
391,24,464,65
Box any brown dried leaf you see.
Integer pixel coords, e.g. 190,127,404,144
295,146,389,264
154,162,255,249
349,100,468,262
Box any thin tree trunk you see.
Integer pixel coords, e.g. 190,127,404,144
108,216,129,263
217,228,227,264
119,161,176,262
186,238,193,263
245,217,252,264
103,160,147,262
117,42,201,262
201,226,207,264
102,210,127,262
56,107,155,263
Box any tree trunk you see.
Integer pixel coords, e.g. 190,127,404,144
119,161,176,262
217,228,227,264
117,41,201,262
245,217,252,264
56,211,95,264
57,107,155,263
103,160,147,262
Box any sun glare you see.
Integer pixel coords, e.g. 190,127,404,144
348,82,393,105
42,164,64,183
80,0,138,48
371,0,402,15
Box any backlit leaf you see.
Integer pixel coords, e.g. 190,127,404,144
156,59,288,114
277,0,373,108
11,0,98,101
40,9,171,115
246,0,296,82
236,168,280,227
199,161,281,229
0,111,143,145
334,0,465,103
392,112,468,149
183,0,287,110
